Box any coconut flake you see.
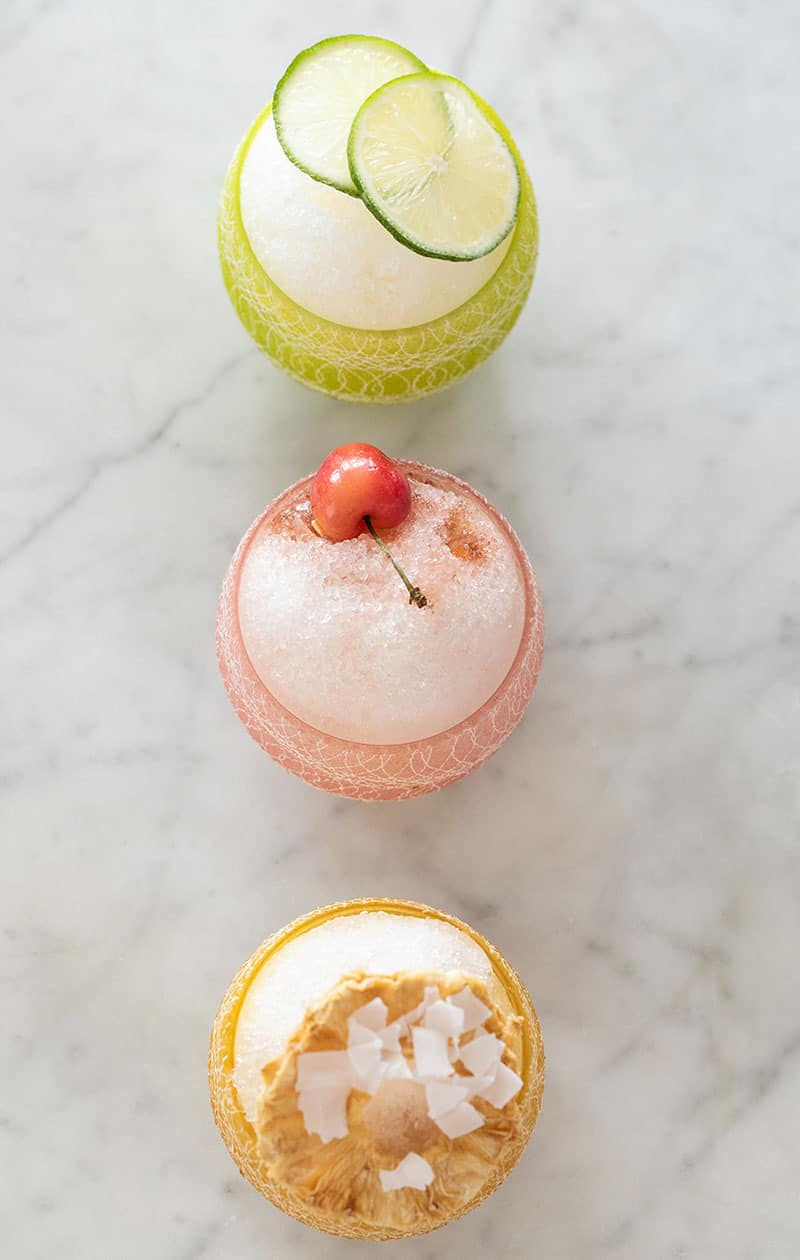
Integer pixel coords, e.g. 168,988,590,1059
391,1006,421,1036
458,1032,504,1077
296,1050,353,1090
423,999,465,1040
294,982,518,1152
298,1087,350,1142
412,1026,454,1078
346,1001,427,1094
449,986,492,1032
476,1062,523,1110
379,1152,435,1192
461,1072,493,1098
347,1040,385,1094
348,1019,381,1047
377,1022,402,1053
381,1053,414,1080
394,986,439,1036
424,1079,470,1119
351,997,388,1031
434,1100,484,1139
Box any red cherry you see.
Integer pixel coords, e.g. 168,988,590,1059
311,443,411,542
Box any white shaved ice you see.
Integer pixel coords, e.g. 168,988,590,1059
233,910,492,1122
240,115,511,331
238,479,526,744
379,1153,435,1192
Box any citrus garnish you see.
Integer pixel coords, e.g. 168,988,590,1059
348,72,520,260
273,34,425,195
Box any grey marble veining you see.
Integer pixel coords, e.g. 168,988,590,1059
2,1,798,1257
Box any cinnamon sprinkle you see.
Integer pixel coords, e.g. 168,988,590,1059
439,505,487,562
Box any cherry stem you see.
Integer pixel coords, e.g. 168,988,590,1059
364,516,428,608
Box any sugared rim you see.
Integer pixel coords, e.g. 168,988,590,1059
208,897,546,1239
220,460,543,754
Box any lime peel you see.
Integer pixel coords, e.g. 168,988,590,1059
348,72,521,261
218,98,538,403
273,34,426,196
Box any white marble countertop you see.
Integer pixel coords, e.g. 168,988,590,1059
3,2,798,1257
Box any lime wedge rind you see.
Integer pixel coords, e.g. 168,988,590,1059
348,72,521,262
273,35,426,197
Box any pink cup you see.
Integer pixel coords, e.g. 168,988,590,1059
217,462,544,800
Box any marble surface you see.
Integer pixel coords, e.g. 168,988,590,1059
2,1,798,1257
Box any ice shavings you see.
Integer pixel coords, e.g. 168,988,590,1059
379,1152,435,1192
294,982,523,1171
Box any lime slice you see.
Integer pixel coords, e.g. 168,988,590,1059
348,73,521,261
273,35,426,196
219,98,539,404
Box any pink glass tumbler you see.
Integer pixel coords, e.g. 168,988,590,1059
216,462,543,801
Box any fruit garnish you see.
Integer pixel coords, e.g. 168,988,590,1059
311,443,410,539
311,444,428,607
273,35,426,196
362,519,427,609
348,72,520,260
